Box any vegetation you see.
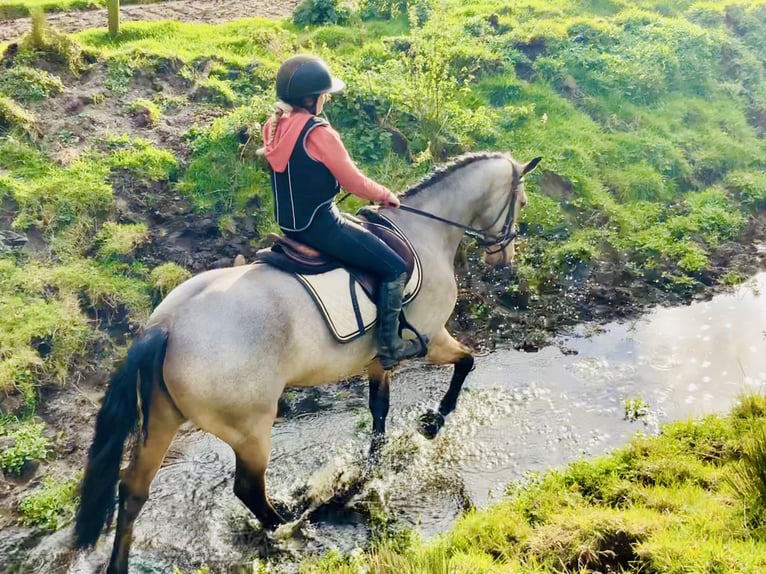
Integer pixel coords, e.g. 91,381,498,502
0,0,765,543
301,395,766,573
18,475,80,530
0,0,157,19
0,418,50,475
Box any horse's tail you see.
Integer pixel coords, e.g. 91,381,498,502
74,327,169,548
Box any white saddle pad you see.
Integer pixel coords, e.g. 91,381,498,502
294,236,422,343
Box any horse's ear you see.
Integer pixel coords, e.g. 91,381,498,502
522,156,542,175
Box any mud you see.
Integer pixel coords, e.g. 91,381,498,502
0,0,300,43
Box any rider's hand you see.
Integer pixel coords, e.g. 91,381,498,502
383,193,401,208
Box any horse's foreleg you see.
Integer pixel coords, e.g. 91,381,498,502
419,328,474,439
367,360,391,462
232,406,285,529
108,386,183,574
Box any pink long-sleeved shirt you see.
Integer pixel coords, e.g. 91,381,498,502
262,109,393,204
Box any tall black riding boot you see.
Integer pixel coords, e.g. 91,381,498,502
377,273,428,370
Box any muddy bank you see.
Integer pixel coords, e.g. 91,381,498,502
0,0,300,43
452,213,766,352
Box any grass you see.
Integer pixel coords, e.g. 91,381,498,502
18,474,80,530
0,65,64,103
0,419,50,475
300,395,766,573
0,0,163,19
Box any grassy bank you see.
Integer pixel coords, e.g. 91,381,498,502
300,395,766,573
0,0,765,529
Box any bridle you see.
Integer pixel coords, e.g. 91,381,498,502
396,165,523,255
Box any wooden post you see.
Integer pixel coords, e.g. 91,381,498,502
107,0,120,37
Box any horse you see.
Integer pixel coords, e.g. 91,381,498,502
73,151,541,573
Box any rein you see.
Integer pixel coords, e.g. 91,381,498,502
396,203,517,254
337,163,522,255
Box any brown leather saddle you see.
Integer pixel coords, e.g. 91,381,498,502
253,214,415,303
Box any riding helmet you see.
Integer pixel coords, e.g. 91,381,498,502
276,55,345,103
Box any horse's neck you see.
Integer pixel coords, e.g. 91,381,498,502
387,161,492,258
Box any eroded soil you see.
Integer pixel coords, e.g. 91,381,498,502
0,0,300,42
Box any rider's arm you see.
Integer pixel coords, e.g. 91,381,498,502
306,126,398,205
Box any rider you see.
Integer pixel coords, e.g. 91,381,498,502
261,54,428,369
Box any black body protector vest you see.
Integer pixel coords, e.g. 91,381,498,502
270,117,340,232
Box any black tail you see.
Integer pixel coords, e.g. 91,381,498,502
74,327,168,548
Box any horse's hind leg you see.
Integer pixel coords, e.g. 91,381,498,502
108,386,183,574
419,327,474,439
231,405,285,529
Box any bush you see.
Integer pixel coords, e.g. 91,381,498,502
293,0,351,27
359,0,406,20
725,170,766,210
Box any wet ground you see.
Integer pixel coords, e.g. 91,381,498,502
10,272,762,573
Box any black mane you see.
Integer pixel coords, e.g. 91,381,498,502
402,152,508,197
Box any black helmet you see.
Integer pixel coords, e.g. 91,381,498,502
276,55,345,103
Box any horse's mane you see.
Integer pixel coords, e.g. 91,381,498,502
402,151,508,198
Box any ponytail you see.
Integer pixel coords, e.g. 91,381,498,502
263,100,293,149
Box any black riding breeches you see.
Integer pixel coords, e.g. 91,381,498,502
284,208,407,282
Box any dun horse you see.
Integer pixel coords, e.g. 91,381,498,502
74,151,541,573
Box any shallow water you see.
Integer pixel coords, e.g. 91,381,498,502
17,274,766,573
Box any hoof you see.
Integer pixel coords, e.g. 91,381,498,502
418,410,445,439
258,510,287,531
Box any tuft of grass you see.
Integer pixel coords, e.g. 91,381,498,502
189,76,239,107
725,421,766,527
20,8,88,73
104,136,178,183
150,262,191,297
0,95,37,134
95,222,148,259
0,66,64,102
18,475,79,530
127,97,162,126
0,419,50,476
177,103,272,212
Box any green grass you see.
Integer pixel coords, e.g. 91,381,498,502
18,474,80,530
0,419,50,475
0,66,64,103
301,395,766,573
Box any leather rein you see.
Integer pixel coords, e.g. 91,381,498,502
395,168,523,255
339,165,523,255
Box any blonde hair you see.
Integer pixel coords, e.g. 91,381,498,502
258,100,294,155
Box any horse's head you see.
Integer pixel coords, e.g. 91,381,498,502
480,155,541,267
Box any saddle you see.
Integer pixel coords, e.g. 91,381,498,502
254,213,415,302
